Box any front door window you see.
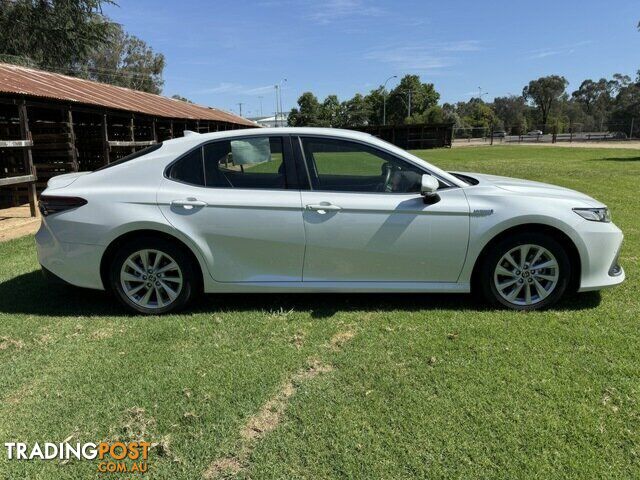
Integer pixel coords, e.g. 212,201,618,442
300,136,425,193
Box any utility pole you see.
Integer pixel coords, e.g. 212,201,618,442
274,85,280,127
237,102,244,117
381,75,397,126
278,78,287,127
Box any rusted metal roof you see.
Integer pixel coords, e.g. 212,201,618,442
0,62,256,126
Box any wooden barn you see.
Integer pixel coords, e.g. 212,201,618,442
0,63,256,216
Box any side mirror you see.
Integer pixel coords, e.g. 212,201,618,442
420,174,440,204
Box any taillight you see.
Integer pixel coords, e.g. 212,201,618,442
39,196,87,216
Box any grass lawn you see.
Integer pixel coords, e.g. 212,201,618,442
0,145,638,479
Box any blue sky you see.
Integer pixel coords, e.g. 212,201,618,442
104,0,639,117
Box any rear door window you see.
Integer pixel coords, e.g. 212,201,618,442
203,136,287,189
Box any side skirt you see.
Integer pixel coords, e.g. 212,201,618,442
204,281,470,294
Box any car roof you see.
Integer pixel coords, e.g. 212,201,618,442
162,127,373,148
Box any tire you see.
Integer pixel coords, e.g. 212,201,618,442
478,232,572,311
110,236,197,314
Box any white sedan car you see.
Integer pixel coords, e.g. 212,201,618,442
35,128,624,314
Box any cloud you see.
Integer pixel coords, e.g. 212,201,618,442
307,0,385,24
365,41,481,72
243,85,278,95
194,83,277,96
441,40,482,52
527,41,592,59
195,82,243,94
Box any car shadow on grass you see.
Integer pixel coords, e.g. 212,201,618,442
597,156,640,162
0,270,602,318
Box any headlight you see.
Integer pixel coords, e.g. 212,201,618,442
573,207,611,223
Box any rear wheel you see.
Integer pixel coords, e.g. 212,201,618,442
110,237,196,314
479,232,571,311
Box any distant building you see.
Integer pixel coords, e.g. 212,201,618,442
248,112,289,128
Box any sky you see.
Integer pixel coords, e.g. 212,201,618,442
104,0,639,118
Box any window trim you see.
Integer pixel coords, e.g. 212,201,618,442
293,134,456,194
164,134,300,190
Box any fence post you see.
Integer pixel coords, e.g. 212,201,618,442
18,101,37,217
569,120,573,142
101,113,110,165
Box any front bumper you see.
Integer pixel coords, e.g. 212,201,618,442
35,220,106,290
576,220,625,292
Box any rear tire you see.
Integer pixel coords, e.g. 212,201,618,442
110,237,196,314
478,232,571,311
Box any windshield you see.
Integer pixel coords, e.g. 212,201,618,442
94,143,163,171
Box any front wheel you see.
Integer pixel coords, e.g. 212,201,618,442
110,237,197,314
478,232,572,311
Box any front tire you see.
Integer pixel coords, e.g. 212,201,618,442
478,232,571,311
110,237,196,314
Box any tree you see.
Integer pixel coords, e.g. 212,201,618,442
171,94,193,103
319,94,343,127
0,0,113,70
82,23,165,94
385,75,440,125
288,92,322,126
364,88,385,125
464,99,497,130
610,73,640,137
522,75,569,131
493,96,528,134
571,79,616,115
341,93,370,127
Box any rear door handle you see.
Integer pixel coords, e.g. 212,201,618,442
171,198,208,209
306,203,342,214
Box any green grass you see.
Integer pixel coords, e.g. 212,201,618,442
0,145,639,479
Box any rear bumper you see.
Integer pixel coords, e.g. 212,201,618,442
35,220,106,290
40,265,73,285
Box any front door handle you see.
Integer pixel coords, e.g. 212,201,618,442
306,203,342,214
171,198,208,209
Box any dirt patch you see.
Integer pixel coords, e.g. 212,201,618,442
453,140,640,150
107,407,157,443
203,457,243,479
330,330,355,351
0,205,40,242
203,359,333,479
0,336,25,350
4,379,39,405
89,329,114,340
291,331,305,349
241,360,332,441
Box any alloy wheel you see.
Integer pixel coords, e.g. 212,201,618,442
120,249,183,309
493,244,560,307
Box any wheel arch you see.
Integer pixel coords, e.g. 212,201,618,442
100,229,205,292
470,223,581,293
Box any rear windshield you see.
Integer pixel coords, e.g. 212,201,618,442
94,143,163,171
